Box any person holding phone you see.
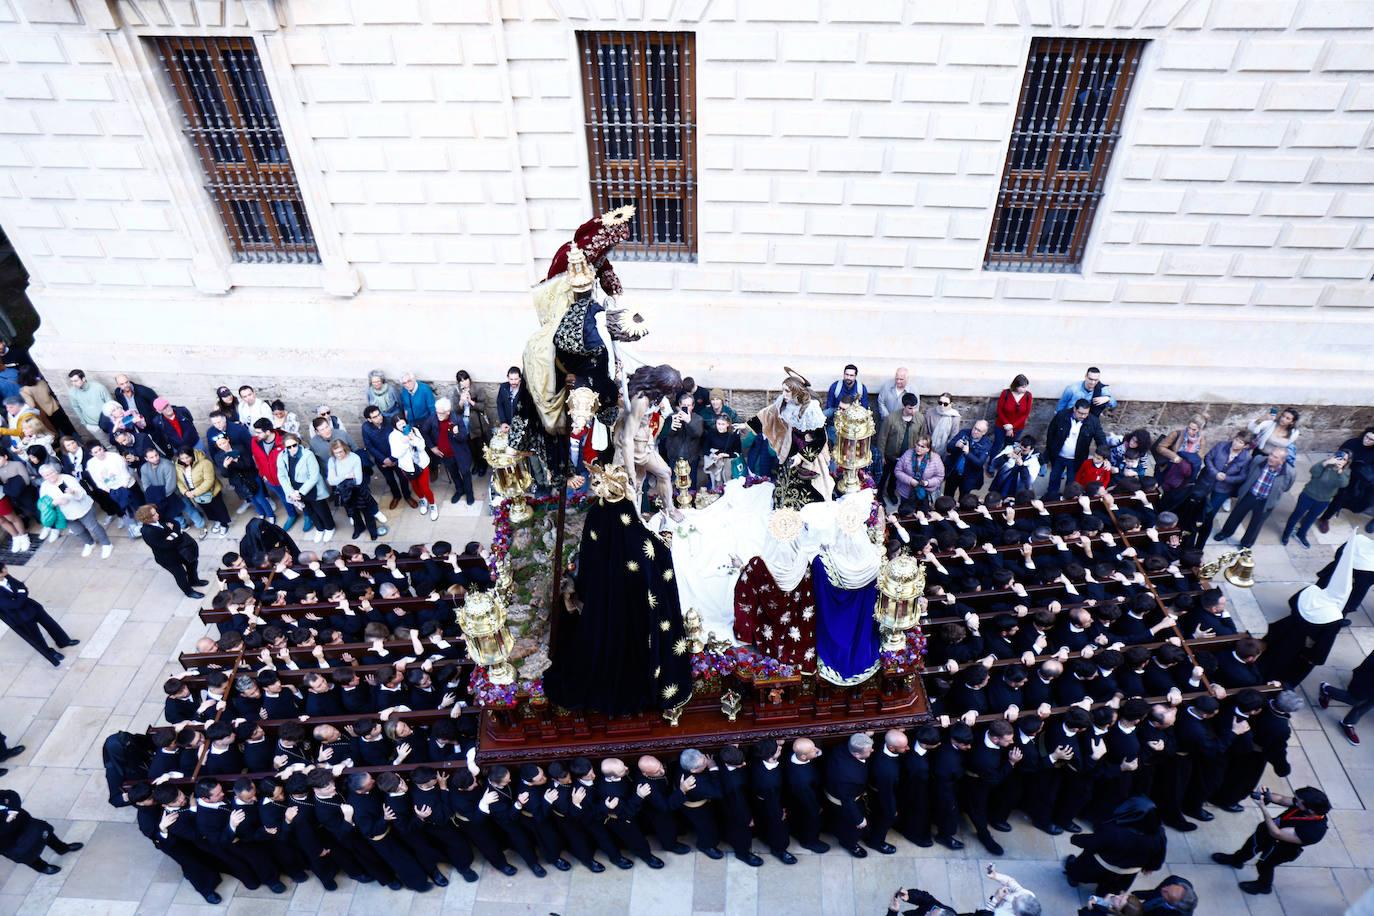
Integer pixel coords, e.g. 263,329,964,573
1282,450,1351,547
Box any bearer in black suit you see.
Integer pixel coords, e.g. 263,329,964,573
783,738,829,854
865,729,906,854
824,733,873,858
0,564,76,665
749,739,796,865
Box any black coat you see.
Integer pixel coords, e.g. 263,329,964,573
1044,408,1109,467
152,407,199,455
0,790,49,863
0,576,45,623
141,520,196,566
115,382,160,426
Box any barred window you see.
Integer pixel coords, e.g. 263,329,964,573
152,37,318,264
578,31,697,262
984,39,1143,272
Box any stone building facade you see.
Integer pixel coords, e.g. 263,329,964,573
0,0,1371,435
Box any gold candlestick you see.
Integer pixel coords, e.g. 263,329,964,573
833,401,876,495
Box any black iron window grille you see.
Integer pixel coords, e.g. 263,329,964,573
985,38,1143,272
578,31,697,262
152,36,318,264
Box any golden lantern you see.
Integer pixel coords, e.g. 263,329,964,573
673,458,694,509
484,429,534,523
874,554,926,652
833,401,876,494
456,588,516,685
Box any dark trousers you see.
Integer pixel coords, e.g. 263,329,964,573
641,807,680,851
496,817,541,870
154,553,200,597
960,778,995,838
1151,756,1189,827
865,800,896,847
786,802,822,848
6,608,71,662
1216,492,1273,548
757,810,789,857
302,497,335,532
606,816,652,860
368,833,429,891
1046,455,1080,499
457,818,510,870
824,799,861,849
1232,826,1306,890
989,770,1027,827
525,816,563,864
158,837,221,896
440,456,475,503
930,783,960,839
897,782,932,843
1052,769,1092,828
377,464,413,502
23,825,75,871
680,803,719,851
422,824,475,873
1323,683,1374,726
551,813,598,869
346,506,379,539
1283,493,1329,541
1066,852,1138,896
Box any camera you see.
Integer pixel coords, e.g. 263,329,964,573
1085,897,1110,912
1250,789,1270,803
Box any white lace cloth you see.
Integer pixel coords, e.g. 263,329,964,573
650,483,879,643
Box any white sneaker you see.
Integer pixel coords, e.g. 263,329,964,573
417,499,428,516
44,528,59,542
374,511,387,523
100,544,112,559
235,502,249,515
81,544,93,558
38,527,50,540
428,505,438,522
12,535,29,552
323,529,335,543
312,530,323,543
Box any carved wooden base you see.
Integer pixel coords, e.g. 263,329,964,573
476,671,929,764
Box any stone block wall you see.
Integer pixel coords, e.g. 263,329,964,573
0,0,1369,414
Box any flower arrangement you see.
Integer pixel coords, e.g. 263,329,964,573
691,649,738,680
469,666,518,708
879,626,928,674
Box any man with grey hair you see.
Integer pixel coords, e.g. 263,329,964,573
825,733,873,858
1214,688,1302,810
674,748,724,859
397,372,437,439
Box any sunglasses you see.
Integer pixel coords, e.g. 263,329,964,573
939,401,951,407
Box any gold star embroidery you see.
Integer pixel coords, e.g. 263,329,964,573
620,513,632,526
673,638,688,656
643,540,656,560
647,592,658,609
654,666,662,678
662,569,675,582
626,560,640,572
662,683,679,701
589,530,598,541
659,619,671,632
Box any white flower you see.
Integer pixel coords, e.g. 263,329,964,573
760,624,774,641
787,626,802,642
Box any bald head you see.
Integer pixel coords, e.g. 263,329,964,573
637,755,664,778
195,637,218,653
1039,659,1063,681
884,730,909,754
600,758,627,779
792,737,819,760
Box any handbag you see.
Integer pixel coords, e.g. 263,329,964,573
191,491,215,505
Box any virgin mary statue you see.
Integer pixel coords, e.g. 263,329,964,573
543,464,694,716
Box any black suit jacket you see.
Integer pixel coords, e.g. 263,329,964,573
823,751,868,827
141,521,195,565
1044,408,1109,467
0,576,44,622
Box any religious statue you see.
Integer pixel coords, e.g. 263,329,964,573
747,368,835,509
733,507,817,674
542,463,694,716
614,364,686,522
510,206,651,477
812,493,882,686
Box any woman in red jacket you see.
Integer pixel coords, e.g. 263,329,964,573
992,374,1032,460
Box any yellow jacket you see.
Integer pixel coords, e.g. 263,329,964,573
174,449,222,500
